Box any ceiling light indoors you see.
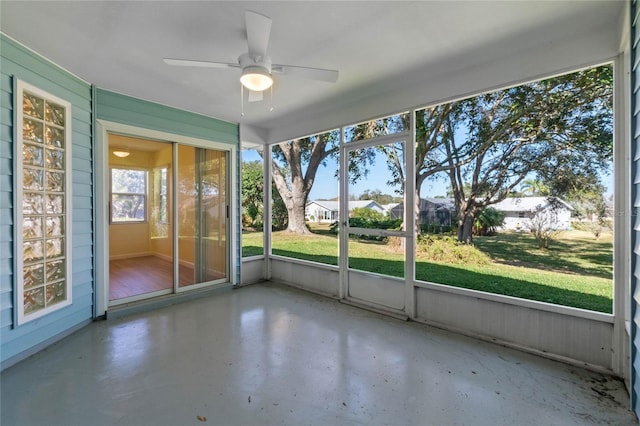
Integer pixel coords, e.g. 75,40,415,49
113,150,130,158
240,66,273,91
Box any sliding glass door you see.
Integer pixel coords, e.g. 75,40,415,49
177,145,228,288
108,135,228,305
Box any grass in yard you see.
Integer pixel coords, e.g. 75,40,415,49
415,260,611,313
473,231,612,279
271,230,339,264
242,231,265,257
242,228,613,313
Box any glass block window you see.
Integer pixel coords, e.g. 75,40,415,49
16,80,72,324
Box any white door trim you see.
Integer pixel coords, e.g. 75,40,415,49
95,120,237,317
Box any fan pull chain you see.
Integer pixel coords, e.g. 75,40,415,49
240,84,245,117
270,85,274,112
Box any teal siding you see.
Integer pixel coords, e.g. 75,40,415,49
96,89,238,145
0,33,240,368
0,34,94,368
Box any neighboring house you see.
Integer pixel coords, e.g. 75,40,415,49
305,200,339,222
492,197,574,231
305,200,385,223
390,198,456,225
381,203,400,217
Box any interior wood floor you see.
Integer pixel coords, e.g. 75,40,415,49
109,255,192,301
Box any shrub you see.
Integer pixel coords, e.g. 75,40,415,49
528,205,562,249
351,207,385,221
417,234,491,265
474,207,505,236
571,220,611,240
419,223,454,235
330,218,403,240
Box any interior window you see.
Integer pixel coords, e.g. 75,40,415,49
111,168,147,223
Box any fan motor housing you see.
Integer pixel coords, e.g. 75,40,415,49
238,52,272,73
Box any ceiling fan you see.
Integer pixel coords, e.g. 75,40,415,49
164,10,339,103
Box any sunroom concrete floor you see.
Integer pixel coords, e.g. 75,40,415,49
1,282,636,426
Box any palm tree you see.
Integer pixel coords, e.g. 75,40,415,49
520,179,549,196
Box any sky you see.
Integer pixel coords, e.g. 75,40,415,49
244,149,455,201
242,148,614,201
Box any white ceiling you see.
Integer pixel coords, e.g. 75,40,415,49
1,1,626,145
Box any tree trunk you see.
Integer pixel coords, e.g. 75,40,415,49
286,203,310,234
457,214,475,244
286,197,311,234
284,177,311,234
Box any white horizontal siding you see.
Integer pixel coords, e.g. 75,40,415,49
270,256,615,369
632,0,640,417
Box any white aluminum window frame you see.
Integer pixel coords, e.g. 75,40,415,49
15,79,73,325
109,167,148,224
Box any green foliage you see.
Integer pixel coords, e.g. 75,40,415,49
241,160,263,227
416,234,491,264
399,65,613,244
349,216,402,230
519,179,550,196
271,183,288,231
272,131,340,168
350,207,385,221
571,220,611,240
271,131,340,233
241,229,613,313
564,182,607,221
474,207,505,236
241,230,264,257
528,205,563,249
329,216,402,240
473,231,612,279
346,113,408,141
111,168,146,221
419,223,454,234
359,189,402,205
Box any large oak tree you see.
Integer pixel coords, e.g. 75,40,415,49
446,65,612,243
271,132,340,234
381,65,613,243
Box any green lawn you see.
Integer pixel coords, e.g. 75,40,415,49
242,228,613,313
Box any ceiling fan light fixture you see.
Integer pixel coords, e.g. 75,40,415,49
240,66,273,91
113,150,130,158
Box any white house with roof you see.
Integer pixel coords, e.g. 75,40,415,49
492,196,573,231
381,203,400,217
305,200,385,223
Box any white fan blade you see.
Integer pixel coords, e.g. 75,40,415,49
245,10,271,60
248,90,263,103
272,64,339,83
163,58,239,69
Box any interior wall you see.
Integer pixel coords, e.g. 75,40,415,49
108,135,176,261
108,137,152,259
149,143,173,260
